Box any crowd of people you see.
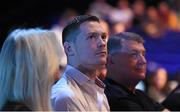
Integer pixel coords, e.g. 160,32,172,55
0,0,180,111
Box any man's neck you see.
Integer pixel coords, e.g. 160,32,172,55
77,64,99,80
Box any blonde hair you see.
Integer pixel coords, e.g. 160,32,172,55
0,28,61,110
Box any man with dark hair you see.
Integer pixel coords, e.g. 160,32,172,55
51,15,109,111
104,32,168,111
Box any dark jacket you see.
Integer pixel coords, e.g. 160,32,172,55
104,78,165,111
162,84,180,111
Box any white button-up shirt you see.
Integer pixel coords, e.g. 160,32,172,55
51,65,110,111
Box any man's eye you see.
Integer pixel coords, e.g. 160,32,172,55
131,52,138,56
89,35,95,39
88,34,98,39
101,34,107,40
130,51,146,58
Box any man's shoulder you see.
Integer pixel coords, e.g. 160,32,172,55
51,80,76,109
52,87,75,100
51,82,78,111
51,74,76,99
104,78,129,98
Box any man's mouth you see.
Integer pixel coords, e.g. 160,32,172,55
96,51,107,56
135,67,146,72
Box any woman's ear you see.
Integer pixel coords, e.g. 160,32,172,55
64,42,75,56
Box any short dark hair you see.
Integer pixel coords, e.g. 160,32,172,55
107,32,144,54
62,15,100,44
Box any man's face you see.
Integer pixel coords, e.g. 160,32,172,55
112,40,147,81
152,68,168,90
74,21,107,70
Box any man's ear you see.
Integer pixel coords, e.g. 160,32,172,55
64,42,75,56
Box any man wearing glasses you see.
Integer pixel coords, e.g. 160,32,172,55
51,15,109,111
104,32,168,111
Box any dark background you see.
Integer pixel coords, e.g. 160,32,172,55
0,0,160,47
0,0,92,48
1,0,180,78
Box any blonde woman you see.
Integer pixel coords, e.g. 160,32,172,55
0,28,61,111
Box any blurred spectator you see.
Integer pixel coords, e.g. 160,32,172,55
162,71,180,110
0,28,61,111
52,9,78,28
111,22,126,35
158,1,180,31
147,67,175,103
172,0,180,13
88,0,113,19
146,6,160,22
141,6,166,38
132,0,146,26
108,0,134,29
142,20,163,38
172,0,180,27
162,83,180,111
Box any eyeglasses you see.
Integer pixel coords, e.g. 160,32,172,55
127,50,146,59
113,49,146,59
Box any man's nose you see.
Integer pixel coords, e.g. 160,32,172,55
98,37,106,48
138,54,147,64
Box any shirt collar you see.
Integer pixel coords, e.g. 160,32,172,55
95,78,106,89
65,65,90,85
65,65,106,88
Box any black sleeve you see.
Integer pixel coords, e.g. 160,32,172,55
162,93,180,111
136,90,165,111
108,97,144,111
150,99,165,111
